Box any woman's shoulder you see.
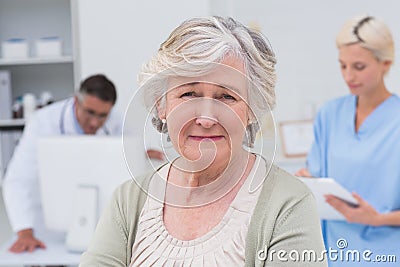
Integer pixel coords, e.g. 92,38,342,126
388,94,400,110
265,165,312,202
319,94,354,114
113,173,152,200
249,164,319,240
253,163,315,215
113,179,141,197
110,172,155,212
112,164,168,203
321,93,400,110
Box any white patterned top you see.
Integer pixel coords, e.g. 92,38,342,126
129,156,265,267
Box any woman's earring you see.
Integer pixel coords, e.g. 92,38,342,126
244,122,259,148
161,118,170,142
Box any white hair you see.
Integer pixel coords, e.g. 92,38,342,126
138,16,277,146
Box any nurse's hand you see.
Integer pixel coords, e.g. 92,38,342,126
8,228,46,253
295,168,312,177
325,193,381,226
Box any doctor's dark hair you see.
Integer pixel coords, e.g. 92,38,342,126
78,74,117,104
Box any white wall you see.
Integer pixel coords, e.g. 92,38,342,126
74,0,400,126
72,0,400,158
75,0,209,114
231,0,400,121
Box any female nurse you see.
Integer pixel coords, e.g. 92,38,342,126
297,15,400,266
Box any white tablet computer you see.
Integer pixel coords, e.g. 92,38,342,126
298,177,358,220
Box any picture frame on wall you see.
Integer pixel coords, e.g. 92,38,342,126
279,120,314,158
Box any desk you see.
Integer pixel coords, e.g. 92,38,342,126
0,239,81,267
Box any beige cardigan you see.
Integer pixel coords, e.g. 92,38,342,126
80,165,327,266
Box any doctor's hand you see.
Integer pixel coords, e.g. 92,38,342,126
325,193,381,226
295,168,312,177
9,228,46,253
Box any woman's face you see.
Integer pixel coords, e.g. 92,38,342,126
159,57,250,164
339,44,391,96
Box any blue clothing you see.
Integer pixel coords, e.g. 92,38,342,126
307,94,400,266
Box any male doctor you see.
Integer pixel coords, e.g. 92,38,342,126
2,74,123,253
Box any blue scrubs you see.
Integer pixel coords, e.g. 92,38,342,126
307,94,400,266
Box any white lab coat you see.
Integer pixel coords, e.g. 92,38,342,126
2,98,123,237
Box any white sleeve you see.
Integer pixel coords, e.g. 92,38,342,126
104,107,123,136
2,113,42,232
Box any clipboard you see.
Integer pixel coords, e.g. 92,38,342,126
298,177,358,220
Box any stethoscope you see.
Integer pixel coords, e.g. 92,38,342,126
59,98,110,135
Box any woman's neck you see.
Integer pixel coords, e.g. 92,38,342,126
165,151,256,206
170,150,252,187
357,85,391,112
355,84,391,132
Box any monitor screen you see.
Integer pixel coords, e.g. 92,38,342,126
37,136,150,233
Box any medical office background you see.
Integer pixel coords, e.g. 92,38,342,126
1,0,400,254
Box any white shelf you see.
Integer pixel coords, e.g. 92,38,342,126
0,119,25,127
0,56,73,66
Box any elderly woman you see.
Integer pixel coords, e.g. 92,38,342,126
80,17,326,267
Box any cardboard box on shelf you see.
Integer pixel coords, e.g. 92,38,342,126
35,37,62,57
1,38,29,59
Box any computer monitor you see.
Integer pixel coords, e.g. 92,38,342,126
37,136,150,251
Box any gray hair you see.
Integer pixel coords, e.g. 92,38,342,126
336,15,394,63
138,16,277,146
76,74,117,104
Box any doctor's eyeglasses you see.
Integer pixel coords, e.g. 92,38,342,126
76,99,110,121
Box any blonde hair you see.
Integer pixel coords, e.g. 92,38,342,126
138,16,277,146
336,15,394,62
